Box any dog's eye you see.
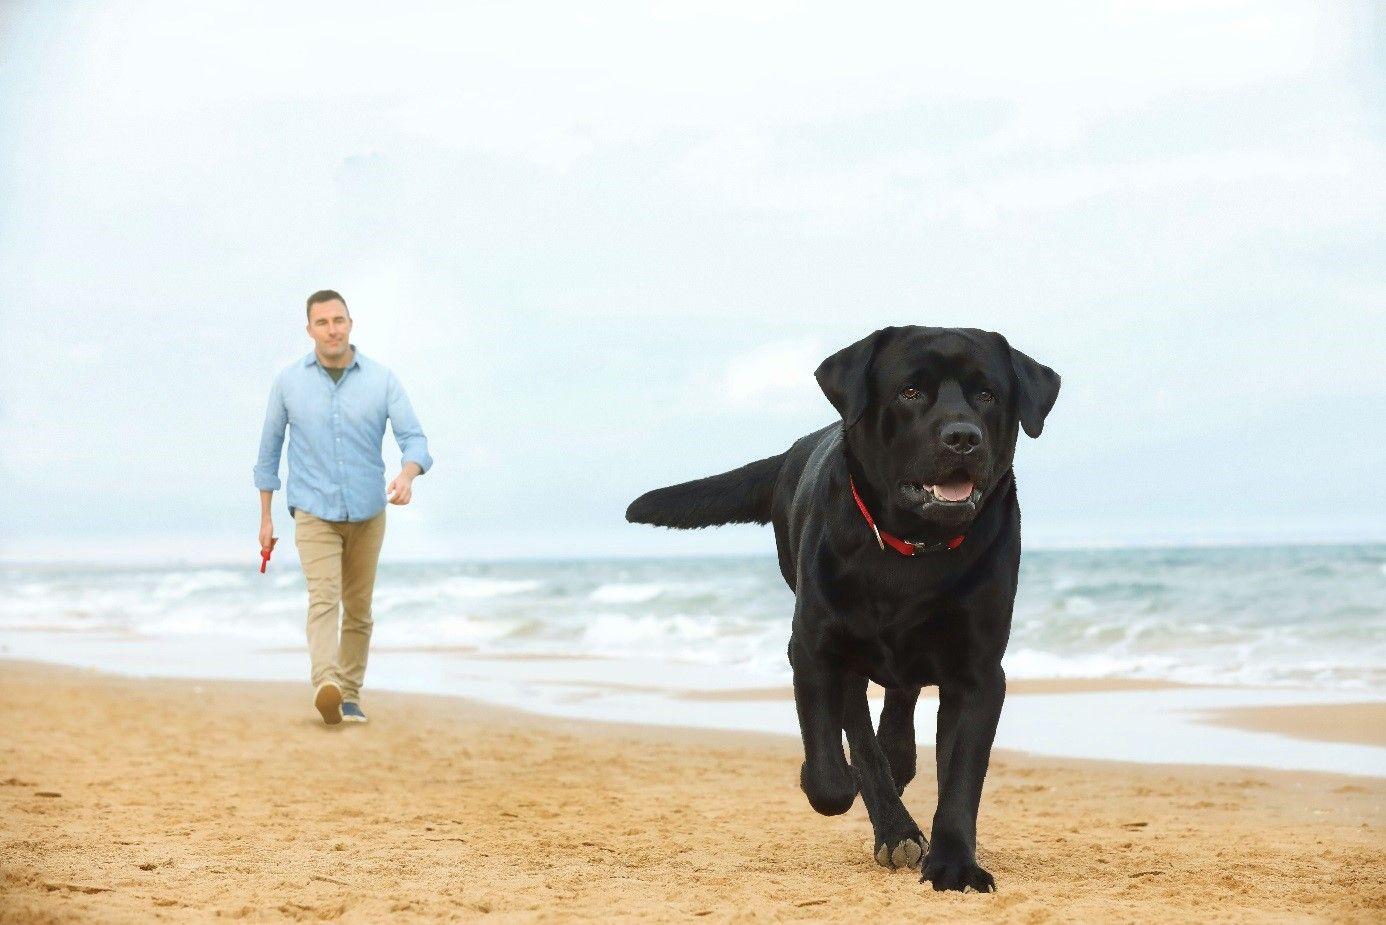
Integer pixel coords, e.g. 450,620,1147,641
977,390,995,404
899,386,920,400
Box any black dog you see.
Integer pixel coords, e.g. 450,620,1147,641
626,326,1059,892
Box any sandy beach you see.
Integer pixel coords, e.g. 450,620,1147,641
1202,702,1386,749
2,661,1383,923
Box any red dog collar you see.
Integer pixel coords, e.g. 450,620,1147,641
849,477,964,556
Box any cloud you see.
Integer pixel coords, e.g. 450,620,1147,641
722,339,826,411
951,144,1373,227
1,0,1381,553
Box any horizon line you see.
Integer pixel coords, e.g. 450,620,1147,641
2,535,1383,570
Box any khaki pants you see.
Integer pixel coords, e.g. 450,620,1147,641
293,509,386,702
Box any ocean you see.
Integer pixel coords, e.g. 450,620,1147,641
3,544,1383,693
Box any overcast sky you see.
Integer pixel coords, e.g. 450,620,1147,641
1,1,1382,562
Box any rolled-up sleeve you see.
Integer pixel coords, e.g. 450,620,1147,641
387,372,433,474
253,375,288,490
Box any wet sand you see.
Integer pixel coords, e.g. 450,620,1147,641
2,660,1383,923
677,677,1189,701
1201,701,1386,749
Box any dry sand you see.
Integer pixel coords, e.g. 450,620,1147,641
2,660,1383,923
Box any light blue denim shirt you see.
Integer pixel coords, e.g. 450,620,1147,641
254,347,433,522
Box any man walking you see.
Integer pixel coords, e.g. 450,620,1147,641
254,290,433,726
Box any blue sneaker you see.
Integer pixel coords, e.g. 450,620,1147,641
341,702,368,724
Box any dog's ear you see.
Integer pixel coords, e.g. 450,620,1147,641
1008,343,1061,438
815,328,892,426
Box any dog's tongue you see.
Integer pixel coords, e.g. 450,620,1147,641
932,478,975,502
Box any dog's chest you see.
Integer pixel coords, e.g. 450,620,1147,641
838,598,947,688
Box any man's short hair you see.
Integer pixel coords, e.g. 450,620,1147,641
306,290,349,319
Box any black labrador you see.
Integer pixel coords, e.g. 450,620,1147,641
626,326,1059,892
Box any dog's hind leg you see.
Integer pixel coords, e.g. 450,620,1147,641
844,673,926,870
876,685,922,795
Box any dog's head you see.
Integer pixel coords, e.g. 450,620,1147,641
816,326,1059,533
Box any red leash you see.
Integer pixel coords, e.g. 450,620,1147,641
849,477,964,556
259,537,277,573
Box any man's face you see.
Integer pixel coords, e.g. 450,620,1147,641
306,300,353,362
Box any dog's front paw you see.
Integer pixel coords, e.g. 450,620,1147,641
799,759,857,816
873,829,926,870
921,851,995,893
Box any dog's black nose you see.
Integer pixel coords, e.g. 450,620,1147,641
941,422,982,455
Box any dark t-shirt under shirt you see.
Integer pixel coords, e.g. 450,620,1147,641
323,365,345,383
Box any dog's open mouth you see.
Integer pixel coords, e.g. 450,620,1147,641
930,476,976,503
904,476,980,505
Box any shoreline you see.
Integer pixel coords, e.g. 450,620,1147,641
2,657,1377,778
4,538,1382,567
6,638,1386,776
3,635,1385,777
2,660,1383,923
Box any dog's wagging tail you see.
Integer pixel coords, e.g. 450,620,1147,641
624,452,787,529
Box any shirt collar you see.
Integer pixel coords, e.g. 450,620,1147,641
304,345,363,370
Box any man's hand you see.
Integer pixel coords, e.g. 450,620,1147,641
259,517,275,552
387,470,416,505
